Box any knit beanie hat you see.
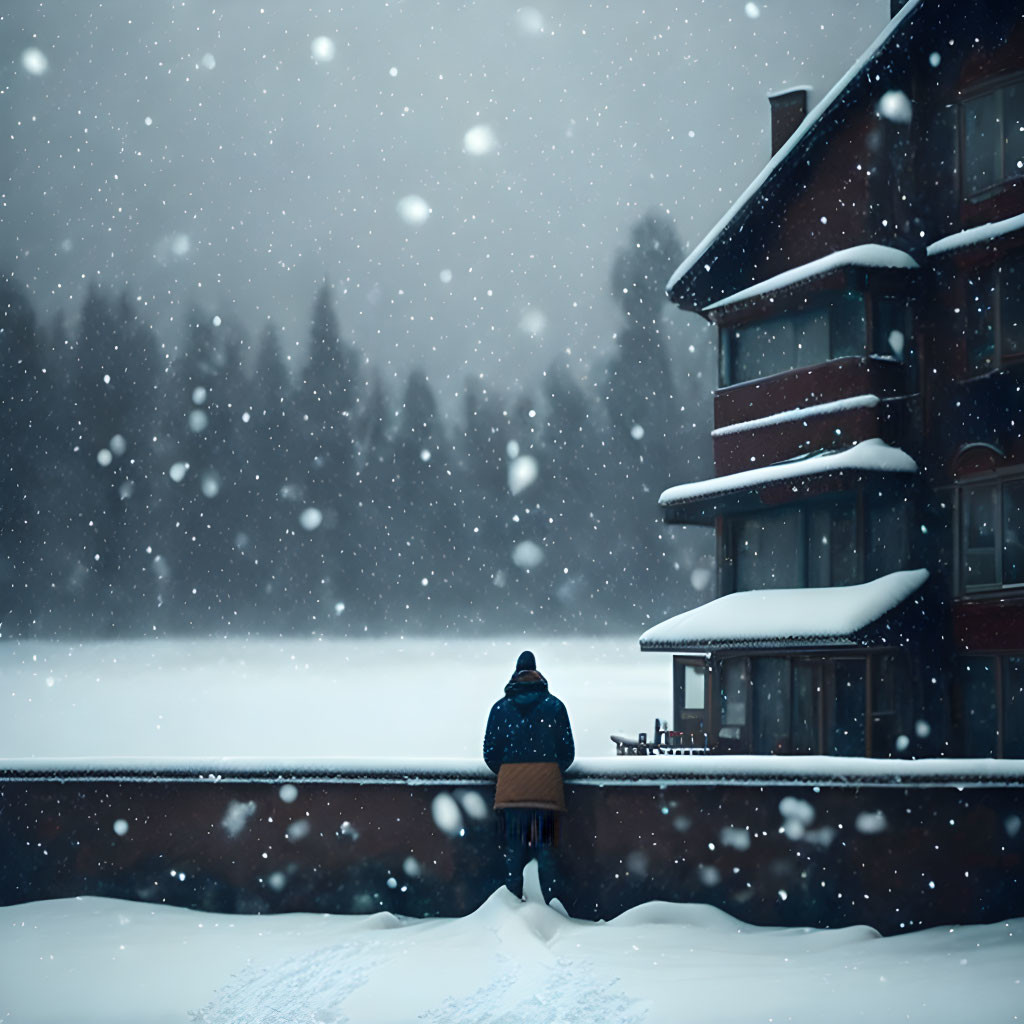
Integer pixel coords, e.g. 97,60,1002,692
515,650,537,672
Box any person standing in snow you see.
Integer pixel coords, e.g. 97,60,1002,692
483,650,575,902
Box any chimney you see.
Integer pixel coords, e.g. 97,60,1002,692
768,87,810,156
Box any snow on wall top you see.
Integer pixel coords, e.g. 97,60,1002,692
639,568,929,650
659,437,917,508
702,244,919,312
926,211,1024,259
666,0,923,302
3,748,1024,788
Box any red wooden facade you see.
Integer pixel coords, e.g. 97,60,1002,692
645,0,1024,760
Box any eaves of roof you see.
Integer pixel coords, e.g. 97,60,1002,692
666,0,924,313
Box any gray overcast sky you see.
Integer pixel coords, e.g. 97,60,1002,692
1,0,888,398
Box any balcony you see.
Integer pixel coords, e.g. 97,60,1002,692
711,356,907,474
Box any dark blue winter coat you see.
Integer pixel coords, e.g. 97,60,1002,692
483,669,575,774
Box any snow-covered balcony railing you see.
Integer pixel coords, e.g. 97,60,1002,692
658,437,917,524
701,244,920,319
639,568,929,653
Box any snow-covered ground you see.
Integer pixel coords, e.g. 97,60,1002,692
2,863,1021,1024
4,637,1021,1022
0,637,668,759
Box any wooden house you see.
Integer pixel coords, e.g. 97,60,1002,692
641,0,1024,758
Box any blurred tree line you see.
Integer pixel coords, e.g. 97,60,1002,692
0,213,713,638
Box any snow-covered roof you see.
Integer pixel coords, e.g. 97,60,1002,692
926,211,1024,259
711,395,881,438
667,0,923,306
659,438,917,509
639,568,929,652
703,245,919,313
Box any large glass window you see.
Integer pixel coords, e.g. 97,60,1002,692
791,661,821,754
959,477,1024,591
725,655,906,757
673,657,707,714
1006,657,1024,759
829,660,867,756
964,261,1024,375
732,499,860,593
958,657,998,757
718,657,750,750
1005,480,1024,585
808,502,859,588
872,297,911,360
870,654,900,756
955,655,1024,758
866,496,910,579
753,658,791,754
962,484,999,586
963,80,1024,198
734,508,802,590
722,292,866,386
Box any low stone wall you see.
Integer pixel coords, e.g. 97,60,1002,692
1,757,1021,933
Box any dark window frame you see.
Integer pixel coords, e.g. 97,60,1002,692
953,653,1024,758
672,655,711,746
718,290,910,388
715,652,902,757
955,469,1024,594
962,257,1024,377
960,72,1024,202
723,494,864,594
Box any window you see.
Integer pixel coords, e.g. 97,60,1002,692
828,659,867,756
962,79,1024,198
673,657,707,714
807,502,859,588
721,292,866,386
672,657,709,745
719,654,904,757
718,657,750,750
753,658,792,754
959,477,1024,591
866,496,910,580
733,508,802,590
955,655,1024,758
791,661,822,754
749,656,865,755
870,654,901,756
872,297,911,360
731,498,860,593
964,260,1024,375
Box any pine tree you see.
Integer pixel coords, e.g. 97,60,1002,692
539,362,609,626
247,322,295,624
353,370,397,630
391,369,458,630
0,278,50,635
56,287,162,632
289,283,364,630
457,376,517,627
602,212,688,620
161,307,250,629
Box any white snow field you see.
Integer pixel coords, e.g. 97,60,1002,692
0,636,668,759
1,864,1021,1024
3,637,1022,1021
